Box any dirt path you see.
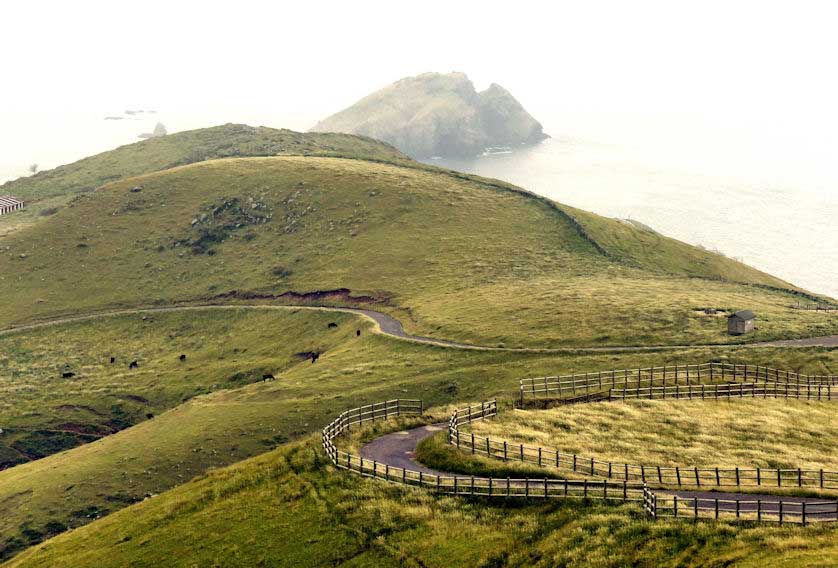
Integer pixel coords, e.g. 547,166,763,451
1,303,836,353
359,424,836,514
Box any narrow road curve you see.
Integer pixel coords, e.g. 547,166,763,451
359,424,837,516
1,303,836,353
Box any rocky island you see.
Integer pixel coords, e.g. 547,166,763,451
311,72,549,159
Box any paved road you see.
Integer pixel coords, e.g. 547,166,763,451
1,303,836,353
359,424,836,515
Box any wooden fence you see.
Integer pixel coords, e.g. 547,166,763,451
645,490,838,525
323,399,837,524
520,362,838,404
448,400,838,490
322,399,643,501
609,382,834,401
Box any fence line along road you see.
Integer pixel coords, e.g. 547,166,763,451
322,399,644,501
324,398,837,524
448,399,838,491
646,492,838,525
609,382,834,401
519,362,838,404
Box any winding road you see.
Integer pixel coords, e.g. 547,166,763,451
4,303,835,518
1,303,836,353
359,423,838,517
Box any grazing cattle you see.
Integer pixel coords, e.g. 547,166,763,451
179,354,187,362
262,373,275,381
327,322,338,329
356,329,361,337
129,360,139,369
62,371,76,379
110,356,116,364
311,352,320,364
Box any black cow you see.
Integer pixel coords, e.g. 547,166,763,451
356,329,361,337
110,356,116,364
62,371,76,379
327,322,338,329
129,360,139,369
263,373,275,381
179,354,187,362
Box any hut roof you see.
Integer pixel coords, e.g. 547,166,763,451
0,196,24,208
728,310,755,321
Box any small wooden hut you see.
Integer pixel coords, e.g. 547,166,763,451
727,310,756,335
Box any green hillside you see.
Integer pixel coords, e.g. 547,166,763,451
0,308,358,469
0,125,406,236
0,307,834,564
0,133,835,564
0,155,833,347
0,124,406,203
7,401,837,567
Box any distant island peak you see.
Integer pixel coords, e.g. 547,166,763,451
311,71,549,159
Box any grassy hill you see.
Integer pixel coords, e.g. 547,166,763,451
0,307,835,563
7,410,837,567
0,308,359,470
0,132,836,564
0,155,834,348
0,124,407,236
467,399,838,471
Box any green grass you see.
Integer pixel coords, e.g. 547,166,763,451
0,155,834,348
6,434,836,568
0,306,834,561
0,124,407,236
465,399,838,471
0,129,836,565
0,308,358,468
0,124,406,204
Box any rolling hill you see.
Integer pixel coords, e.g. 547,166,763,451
0,124,407,236
1,311,835,565
0,128,835,564
0,152,834,348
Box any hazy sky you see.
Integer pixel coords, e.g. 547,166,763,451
5,1,838,121
3,1,838,184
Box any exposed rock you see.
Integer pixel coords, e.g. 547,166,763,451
311,72,549,158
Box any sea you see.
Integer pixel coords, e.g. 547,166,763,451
1,111,835,298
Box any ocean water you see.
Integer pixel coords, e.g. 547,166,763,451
433,115,837,299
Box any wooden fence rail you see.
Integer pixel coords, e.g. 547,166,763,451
448,400,838,490
609,382,834,401
323,399,837,524
519,362,838,404
322,399,644,502
650,493,838,525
